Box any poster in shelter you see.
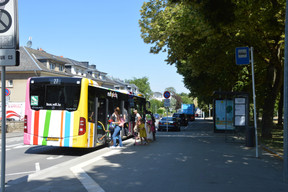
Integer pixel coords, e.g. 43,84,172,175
215,100,235,130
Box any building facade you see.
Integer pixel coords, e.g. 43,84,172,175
0,46,139,120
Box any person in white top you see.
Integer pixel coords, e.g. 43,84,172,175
133,109,141,135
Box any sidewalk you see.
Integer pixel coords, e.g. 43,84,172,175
4,121,288,192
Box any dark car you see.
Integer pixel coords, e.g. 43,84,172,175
158,117,180,132
173,113,188,126
187,114,195,121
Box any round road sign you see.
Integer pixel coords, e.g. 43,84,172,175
5,88,10,96
0,0,9,6
163,91,171,99
0,9,12,33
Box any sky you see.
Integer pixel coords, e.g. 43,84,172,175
18,0,189,94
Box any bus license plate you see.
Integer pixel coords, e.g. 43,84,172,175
46,137,59,141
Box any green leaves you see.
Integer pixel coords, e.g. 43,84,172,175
127,77,153,99
139,0,287,137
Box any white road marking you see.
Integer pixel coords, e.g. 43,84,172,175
6,143,23,148
7,162,41,177
14,145,30,149
47,155,63,160
70,140,134,192
70,150,117,192
0,143,28,151
71,166,105,192
6,171,36,176
35,162,40,172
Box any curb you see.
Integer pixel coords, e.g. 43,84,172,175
261,145,283,160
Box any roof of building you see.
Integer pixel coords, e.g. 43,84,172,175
6,47,71,76
3,47,134,90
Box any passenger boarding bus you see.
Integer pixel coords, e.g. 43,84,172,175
24,77,147,148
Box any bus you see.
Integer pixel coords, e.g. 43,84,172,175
24,77,147,148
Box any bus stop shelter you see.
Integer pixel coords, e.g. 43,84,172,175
212,91,253,146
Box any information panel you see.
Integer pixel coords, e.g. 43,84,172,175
234,97,247,126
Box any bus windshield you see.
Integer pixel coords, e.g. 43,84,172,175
30,78,81,111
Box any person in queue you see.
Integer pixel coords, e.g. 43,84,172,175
133,109,141,138
151,113,156,141
110,107,124,148
146,110,156,141
123,107,129,136
138,119,148,145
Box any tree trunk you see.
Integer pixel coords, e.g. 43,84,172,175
261,64,283,139
261,97,275,139
277,86,283,125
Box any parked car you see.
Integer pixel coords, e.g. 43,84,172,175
173,113,188,126
187,114,195,121
158,117,180,132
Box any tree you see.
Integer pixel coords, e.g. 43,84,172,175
179,93,194,105
127,77,153,100
157,107,166,116
165,87,182,110
139,0,286,139
149,99,163,114
140,0,242,104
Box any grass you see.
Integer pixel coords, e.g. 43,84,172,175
260,124,284,157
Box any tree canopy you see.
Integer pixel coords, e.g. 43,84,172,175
139,0,286,138
127,76,153,99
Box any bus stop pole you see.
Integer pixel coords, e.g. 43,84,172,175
1,66,6,192
250,47,259,158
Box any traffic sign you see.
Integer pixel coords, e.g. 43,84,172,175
0,9,12,33
164,99,170,107
235,47,250,65
5,88,10,96
0,0,9,6
0,0,19,66
163,91,171,99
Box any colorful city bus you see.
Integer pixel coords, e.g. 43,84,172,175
24,77,147,148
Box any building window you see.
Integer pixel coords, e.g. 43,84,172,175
59,65,64,72
7,80,13,87
49,63,56,70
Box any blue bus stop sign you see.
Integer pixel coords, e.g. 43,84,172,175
235,47,250,65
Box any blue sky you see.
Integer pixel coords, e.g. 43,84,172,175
18,0,189,94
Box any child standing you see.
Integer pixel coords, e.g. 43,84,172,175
138,119,148,145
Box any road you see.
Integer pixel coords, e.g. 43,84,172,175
3,119,288,192
0,118,198,184
0,133,100,183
